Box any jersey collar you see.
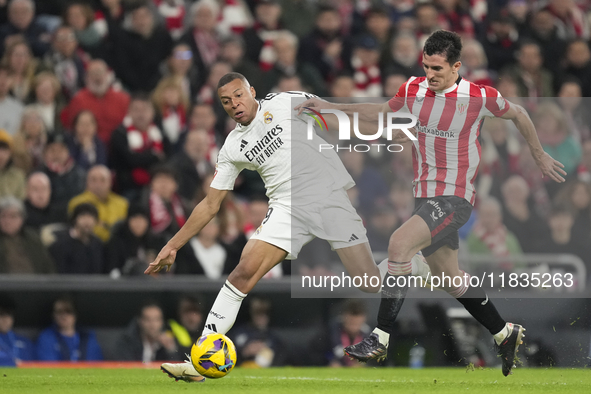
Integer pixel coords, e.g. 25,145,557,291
436,75,463,94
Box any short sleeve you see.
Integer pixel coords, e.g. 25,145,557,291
209,147,241,191
481,86,510,118
388,81,409,112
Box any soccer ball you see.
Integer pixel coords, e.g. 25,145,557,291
190,333,237,379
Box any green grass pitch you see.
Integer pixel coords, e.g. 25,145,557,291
1,367,589,394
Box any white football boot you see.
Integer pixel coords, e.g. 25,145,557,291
161,357,205,383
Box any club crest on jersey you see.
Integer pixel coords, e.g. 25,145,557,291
457,103,467,114
264,111,273,124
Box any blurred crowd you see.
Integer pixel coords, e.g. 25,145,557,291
0,0,590,279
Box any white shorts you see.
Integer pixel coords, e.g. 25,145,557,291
250,188,368,259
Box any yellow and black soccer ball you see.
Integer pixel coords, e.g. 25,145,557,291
190,333,237,379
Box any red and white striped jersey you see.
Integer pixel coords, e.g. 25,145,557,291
388,76,510,205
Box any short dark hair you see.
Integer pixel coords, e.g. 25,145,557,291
70,202,99,224
130,91,152,104
150,165,178,183
423,30,462,65
217,72,248,90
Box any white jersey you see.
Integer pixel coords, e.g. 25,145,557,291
210,91,355,205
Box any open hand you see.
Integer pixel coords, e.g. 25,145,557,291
536,152,566,183
144,244,178,274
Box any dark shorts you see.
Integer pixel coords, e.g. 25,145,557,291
412,196,473,257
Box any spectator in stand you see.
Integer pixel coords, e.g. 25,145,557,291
0,65,24,135
273,74,304,93
110,3,172,93
27,72,63,134
61,59,130,145
0,196,55,274
562,39,591,98
383,73,407,98
366,203,400,253
482,15,519,73
382,33,423,79
218,195,247,270
365,7,394,55
96,0,124,31
110,93,166,200
242,0,284,72
501,175,550,253
351,35,382,97
415,2,443,44
179,0,220,90
68,164,128,243
40,134,86,214
63,2,105,58
537,205,591,271
0,0,50,57
325,299,370,367
165,295,204,357
178,215,231,276
36,296,103,361
154,0,186,40
143,166,187,239
466,197,523,263
24,171,65,231
340,149,388,214
0,130,25,200
1,38,38,102
41,25,86,101
389,180,415,222
503,40,554,99
219,35,263,96
435,0,474,38
11,107,48,173
577,140,591,183
542,0,589,40
169,129,214,202
554,180,591,239
299,5,352,81
460,39,493,86
233,297,284,367
65,110,108,170
557,77,590,143
217,0,254,37
114,302,180,362
0,294,34,366
265,30,327,96
152,76,188,148
187,102,220,151
478,117,521,200
330,73,355,98
196,60,232,106
164,43,201,102
243,195,268,239
524,9,567,77
105,204,164,276
49,203,103,274
533,102,581,185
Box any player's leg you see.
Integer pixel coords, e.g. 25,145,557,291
335,242,380,293
343,216,432,362
426,246,526,376
162,239,287,382
203,239,287,335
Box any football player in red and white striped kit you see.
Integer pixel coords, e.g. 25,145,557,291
296,30,566,376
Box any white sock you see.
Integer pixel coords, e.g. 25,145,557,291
411,252,430,279
493,322,513,345
202,280,247,335
373,327,390,347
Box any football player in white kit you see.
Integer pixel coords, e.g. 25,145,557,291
145,73,428,382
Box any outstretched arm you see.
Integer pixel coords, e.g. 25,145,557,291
500,101,566,183
144,187,229,274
